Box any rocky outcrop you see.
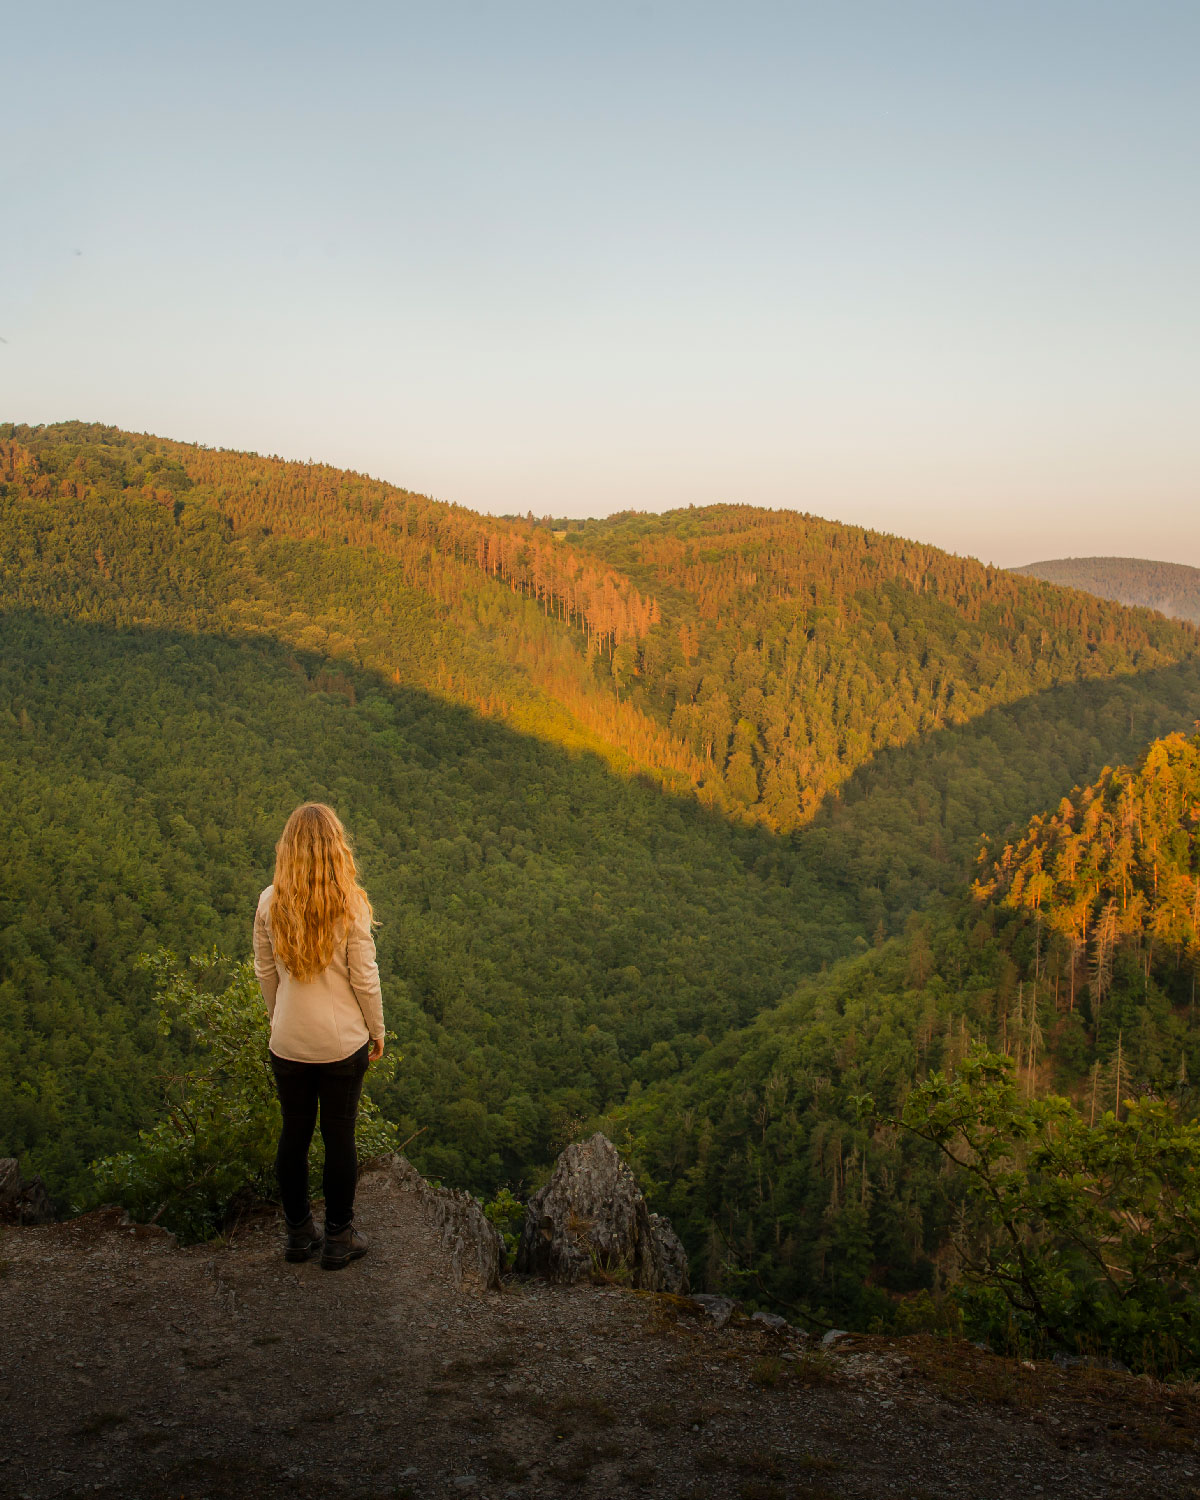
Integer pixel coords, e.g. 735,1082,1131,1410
515,1132,689,1292
649,1210,690,1291
386,1154,503,1293
0,1158,53,1226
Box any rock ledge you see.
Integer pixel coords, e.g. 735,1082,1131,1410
387,1154,503,1293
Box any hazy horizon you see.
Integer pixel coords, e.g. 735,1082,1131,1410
3,2,1198,569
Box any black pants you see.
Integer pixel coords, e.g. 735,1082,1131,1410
269,1042,369,1233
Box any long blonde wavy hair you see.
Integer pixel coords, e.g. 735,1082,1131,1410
270,803,373,981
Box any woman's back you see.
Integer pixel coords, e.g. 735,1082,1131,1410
254,884,384,1063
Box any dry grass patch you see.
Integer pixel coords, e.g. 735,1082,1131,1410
639,1291,726,1343
549,1437,622,1485
639,1398,678,1430
181,1349,225,1371
621,1458,658,1487
751,1355,788,1388
445,1345,520,1378
737,1449,785,1477
657,1292,709,1320
128,1427,171,1451
681,1400,723,1429
738,1481,785,1500
795,1451,841,1473
1134,1420,1195,1453
750,1350,840,1389
891,1336,1041,1408
789,1351,842,1387
301,1402,344,1425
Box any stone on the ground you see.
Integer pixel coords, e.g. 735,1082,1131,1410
387,1155,503,1293
514,1132,689,1292
691,1294,737,1328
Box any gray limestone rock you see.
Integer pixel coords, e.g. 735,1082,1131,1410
691,1294,737,1328
0,1157,54,1225
515,1132,688,1292
649,1211,690,1292
388,1155,503,1293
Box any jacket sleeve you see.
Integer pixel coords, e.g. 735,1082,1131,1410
346,911,386,1041
253,894,279,1018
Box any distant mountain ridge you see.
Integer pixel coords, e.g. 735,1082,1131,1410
1017,556,1200,626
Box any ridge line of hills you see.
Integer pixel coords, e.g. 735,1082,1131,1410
1017,555,1200,627
6,420,1197,833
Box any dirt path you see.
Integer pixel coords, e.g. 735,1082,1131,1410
1,1159,1197,1500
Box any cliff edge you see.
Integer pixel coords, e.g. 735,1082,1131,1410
0,1154,1195,1500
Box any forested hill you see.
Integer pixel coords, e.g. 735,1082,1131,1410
5,422,1197,835
1016,557,1200,627
4,418,1200,1218
619,731,1200,1328
977,729,1200,993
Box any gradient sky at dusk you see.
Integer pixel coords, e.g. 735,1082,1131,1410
3,1,1197,566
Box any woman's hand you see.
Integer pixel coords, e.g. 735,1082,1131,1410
368,1036,385,1062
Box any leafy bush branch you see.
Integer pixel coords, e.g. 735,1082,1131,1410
861,1048,1200,1374
89,951,398,1242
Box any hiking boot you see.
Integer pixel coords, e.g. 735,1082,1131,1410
321,1223,368,1271
284,1213,323,1263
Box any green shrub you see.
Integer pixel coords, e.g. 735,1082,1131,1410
868,1049,1200,1375
88,951,398,1241
482,1184,526,1260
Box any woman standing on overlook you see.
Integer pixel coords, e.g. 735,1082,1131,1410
253,803,385,1270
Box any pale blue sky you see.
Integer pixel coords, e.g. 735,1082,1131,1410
3,1,1197,566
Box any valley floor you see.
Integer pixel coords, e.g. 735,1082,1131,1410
0,1162,1195,1500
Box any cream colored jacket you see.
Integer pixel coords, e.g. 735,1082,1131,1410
253,886,386,1063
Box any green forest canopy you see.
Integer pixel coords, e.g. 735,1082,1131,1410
616,730,1200,1330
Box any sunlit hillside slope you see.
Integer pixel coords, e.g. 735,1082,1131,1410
7,422,1197,833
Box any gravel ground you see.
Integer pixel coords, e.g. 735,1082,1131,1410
1,1158,1197,1500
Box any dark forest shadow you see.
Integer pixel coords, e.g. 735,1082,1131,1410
8,606,1200,962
